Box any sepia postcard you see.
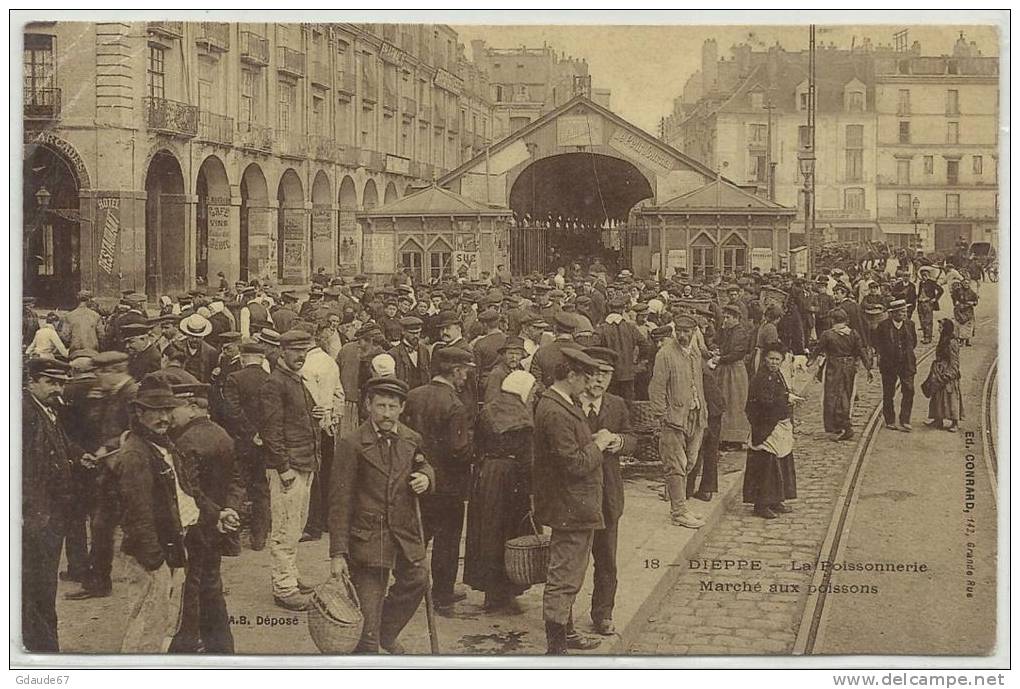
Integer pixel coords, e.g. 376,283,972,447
13,10,1007,669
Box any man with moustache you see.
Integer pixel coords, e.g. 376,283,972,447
123,322,162,382
579,347,637,636
483,337,528,403
389,316,431,390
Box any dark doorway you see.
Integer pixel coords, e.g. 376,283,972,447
144,151,187,299
23,144,81,308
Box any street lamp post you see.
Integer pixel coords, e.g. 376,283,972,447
798,148,816,275
911,196,921,252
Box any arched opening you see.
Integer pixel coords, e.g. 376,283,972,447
721,232,748,275
311,170,333,275
195,155,231,288
23,143,82,307
427,236,453,282
384,180,398,204
276,168,306,284
508,152,653,275
338,175,360,271
240,163,269,282
398,237,424,283
144,150,187,298
690,232,717,277
363,178,379,210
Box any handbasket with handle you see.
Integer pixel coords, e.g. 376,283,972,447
504,509,551,586
307,571,364,654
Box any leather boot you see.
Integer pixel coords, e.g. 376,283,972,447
545,621,568,655
664,475,688,518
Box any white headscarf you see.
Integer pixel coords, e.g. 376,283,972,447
371,353,396,377
501,369,537,405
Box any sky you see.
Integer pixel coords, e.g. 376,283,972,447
453,23,1002,134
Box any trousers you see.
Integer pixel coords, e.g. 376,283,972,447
880,367,915,426
659,424,705,515
419,494,465,598
238,440,270,548
121,558,186,653
170,527,233,654
22,524,64,652
267,469,313,597
304,432,335,537
350,551,427,653
543,528,594,625
688,413,721,496
590,519,618,624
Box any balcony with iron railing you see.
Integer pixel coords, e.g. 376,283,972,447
881,206,997,222
197,111,233,146
24,87,61,121
311,60,330,87
236,121,273,153
147,21,183,39
196,22,230,52
276,129,309,158
309,134,337,161
336,71,356,96
277,46,306,78
145,96,198,138
240,31,269,66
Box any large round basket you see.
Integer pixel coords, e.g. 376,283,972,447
629,400,657,433
307,575,364,654
504,512,551,586
863,305,888,329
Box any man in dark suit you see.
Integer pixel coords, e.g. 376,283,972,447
22,358,78,652
169,383,244,654
471,308,507,383
533,347,613,654
389,316,431,390
579,347,637,637
873,299,918,432
529,312,578,386
124,322,162,382
179,315,220,383
221,341,272,551
595,296,647,401
401,346,475,610
329,377,434,654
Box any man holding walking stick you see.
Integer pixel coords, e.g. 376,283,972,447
328,377,435,654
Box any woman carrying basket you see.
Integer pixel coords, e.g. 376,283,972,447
463,370,537,611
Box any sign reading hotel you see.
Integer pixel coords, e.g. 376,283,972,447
433,68,463,94
96,197,120,275
557,115,602,148
608,127,674,173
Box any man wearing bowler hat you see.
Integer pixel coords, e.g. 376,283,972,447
260,329,321,611
389,316,431,390
533,347,612,654
124,321,162,382
401,346,476,610
22,358,78,651
329,376,434,654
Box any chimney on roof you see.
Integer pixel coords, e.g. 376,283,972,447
702,38,719,93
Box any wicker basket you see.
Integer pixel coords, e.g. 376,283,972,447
863,304,888,329
504,512,551,586
307,573,364,654
630,400,657,434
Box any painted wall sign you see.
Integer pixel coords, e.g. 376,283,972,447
453,251,479,279
433,68,463,94
751,247,774,271
206,204,231,251
608,128,675,173
282,209,307,281
379,42,404,66
26,131,91,188
666,248,688,272
557,114,601,148
96,196,120,275
247,207,274,280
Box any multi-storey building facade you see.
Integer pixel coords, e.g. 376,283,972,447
662,34,999,253
873,35,999,251
22,21,497,306
470,40,610,139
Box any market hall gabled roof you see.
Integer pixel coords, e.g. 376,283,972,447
357,184,512,217
639,178,797,214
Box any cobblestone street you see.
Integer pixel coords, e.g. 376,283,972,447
627,358,911,655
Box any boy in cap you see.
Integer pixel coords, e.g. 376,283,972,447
329,377,434,654
22,358,77,651
401,346,477,610
260,330,321,610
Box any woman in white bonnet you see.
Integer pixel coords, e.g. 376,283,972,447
464,369,538,611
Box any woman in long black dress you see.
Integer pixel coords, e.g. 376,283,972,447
463,370,537,610
743,342,803,519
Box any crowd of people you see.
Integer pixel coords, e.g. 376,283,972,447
21,245,985,655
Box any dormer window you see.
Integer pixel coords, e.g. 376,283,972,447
749,90,764,109
844,79,866,112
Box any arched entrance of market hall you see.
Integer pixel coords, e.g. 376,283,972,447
23,141,84,308
508,152,653,275
196,155,231,288
144,150,187,298
276,168,306,284
239,163,269,282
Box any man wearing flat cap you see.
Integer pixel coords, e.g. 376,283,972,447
402,346,477,610
260,329,321,611
471,308,507,385
530,311,578,386
167,383,244,653
389,316,431,390
330,376,434,654
22,358,78,651
534,347,614,654
595,295,647,402
579,347,637,636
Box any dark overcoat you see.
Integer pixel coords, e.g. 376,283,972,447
873,319,918,375
259,365,321,473
389,341,432,390
329,422,435,569
590,392,637,523
402,380,474,497
533,389,605,531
